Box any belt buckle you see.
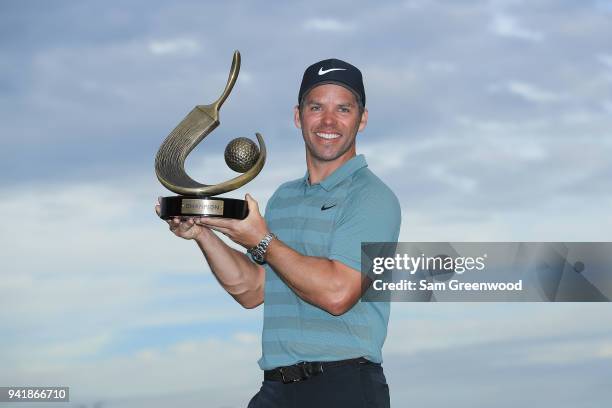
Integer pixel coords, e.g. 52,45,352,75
279,362,324,384
299,361,324,380
279,366,304,384
306,362,324,377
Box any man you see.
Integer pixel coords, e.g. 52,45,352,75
156,58,401,407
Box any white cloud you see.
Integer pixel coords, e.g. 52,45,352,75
2,336,263,406
302,18,353,32
489,80,564,103
233,331,259,345
455,115,548,133
238,70,253,84
425,60,456,74
364,65,418,96
431,164,478,193
507,81,562,102
520,339,612,365
403,0,427,9
601,343,612,358
490,14,544,42
148,38,200,56
43,334,113,359
386,303,612,359
598,53,612,68
359,140,411,173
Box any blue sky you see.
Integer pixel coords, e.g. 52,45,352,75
1,1,612,407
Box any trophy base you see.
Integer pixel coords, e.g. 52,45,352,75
158,196,248,220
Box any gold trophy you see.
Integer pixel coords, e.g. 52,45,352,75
155,50,266,219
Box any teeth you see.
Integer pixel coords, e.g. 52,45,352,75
316,132,340,139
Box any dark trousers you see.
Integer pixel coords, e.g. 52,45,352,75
247,360,390,408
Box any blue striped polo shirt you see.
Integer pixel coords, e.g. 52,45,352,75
258,154,402,370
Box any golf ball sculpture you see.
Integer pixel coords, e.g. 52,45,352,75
225,137,260,173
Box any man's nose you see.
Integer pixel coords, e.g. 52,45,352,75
321,109,336,126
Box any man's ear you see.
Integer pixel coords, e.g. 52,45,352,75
358,108,368,132
293,105,302,129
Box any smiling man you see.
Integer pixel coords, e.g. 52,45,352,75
157,58,401,407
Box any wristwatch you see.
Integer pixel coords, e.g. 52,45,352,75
248,232,276,264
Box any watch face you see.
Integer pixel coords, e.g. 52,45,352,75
252,251,264,263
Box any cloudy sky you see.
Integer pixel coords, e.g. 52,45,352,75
1,0,611,407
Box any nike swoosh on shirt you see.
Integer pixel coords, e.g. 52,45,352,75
318,67,347,75
321,203,337,211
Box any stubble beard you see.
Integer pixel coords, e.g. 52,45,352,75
303,132,355,163
300,119,360,164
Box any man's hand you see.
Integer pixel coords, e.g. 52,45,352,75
155,197,210,240
155,196,265,309
196,194,269,249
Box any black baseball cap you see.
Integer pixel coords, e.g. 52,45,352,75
298,58,366,107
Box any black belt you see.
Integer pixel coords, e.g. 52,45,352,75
264,357,372,383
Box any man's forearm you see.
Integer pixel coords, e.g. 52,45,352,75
264,239,363,315
194,229,264,308
190,195,363,314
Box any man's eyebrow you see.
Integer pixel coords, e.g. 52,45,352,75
305,101,356,106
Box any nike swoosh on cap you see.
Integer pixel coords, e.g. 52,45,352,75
318,67,347,75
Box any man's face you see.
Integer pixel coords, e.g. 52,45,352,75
294,84,368,165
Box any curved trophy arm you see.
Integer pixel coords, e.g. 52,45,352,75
154,50,266,196
212,50,240,110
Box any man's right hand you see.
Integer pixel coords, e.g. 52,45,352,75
155,197,210,240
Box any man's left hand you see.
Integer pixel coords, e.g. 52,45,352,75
195,193,269,249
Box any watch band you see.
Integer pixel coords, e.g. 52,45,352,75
248,232,276,264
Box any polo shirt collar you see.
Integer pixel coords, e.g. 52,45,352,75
302,154,368,191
